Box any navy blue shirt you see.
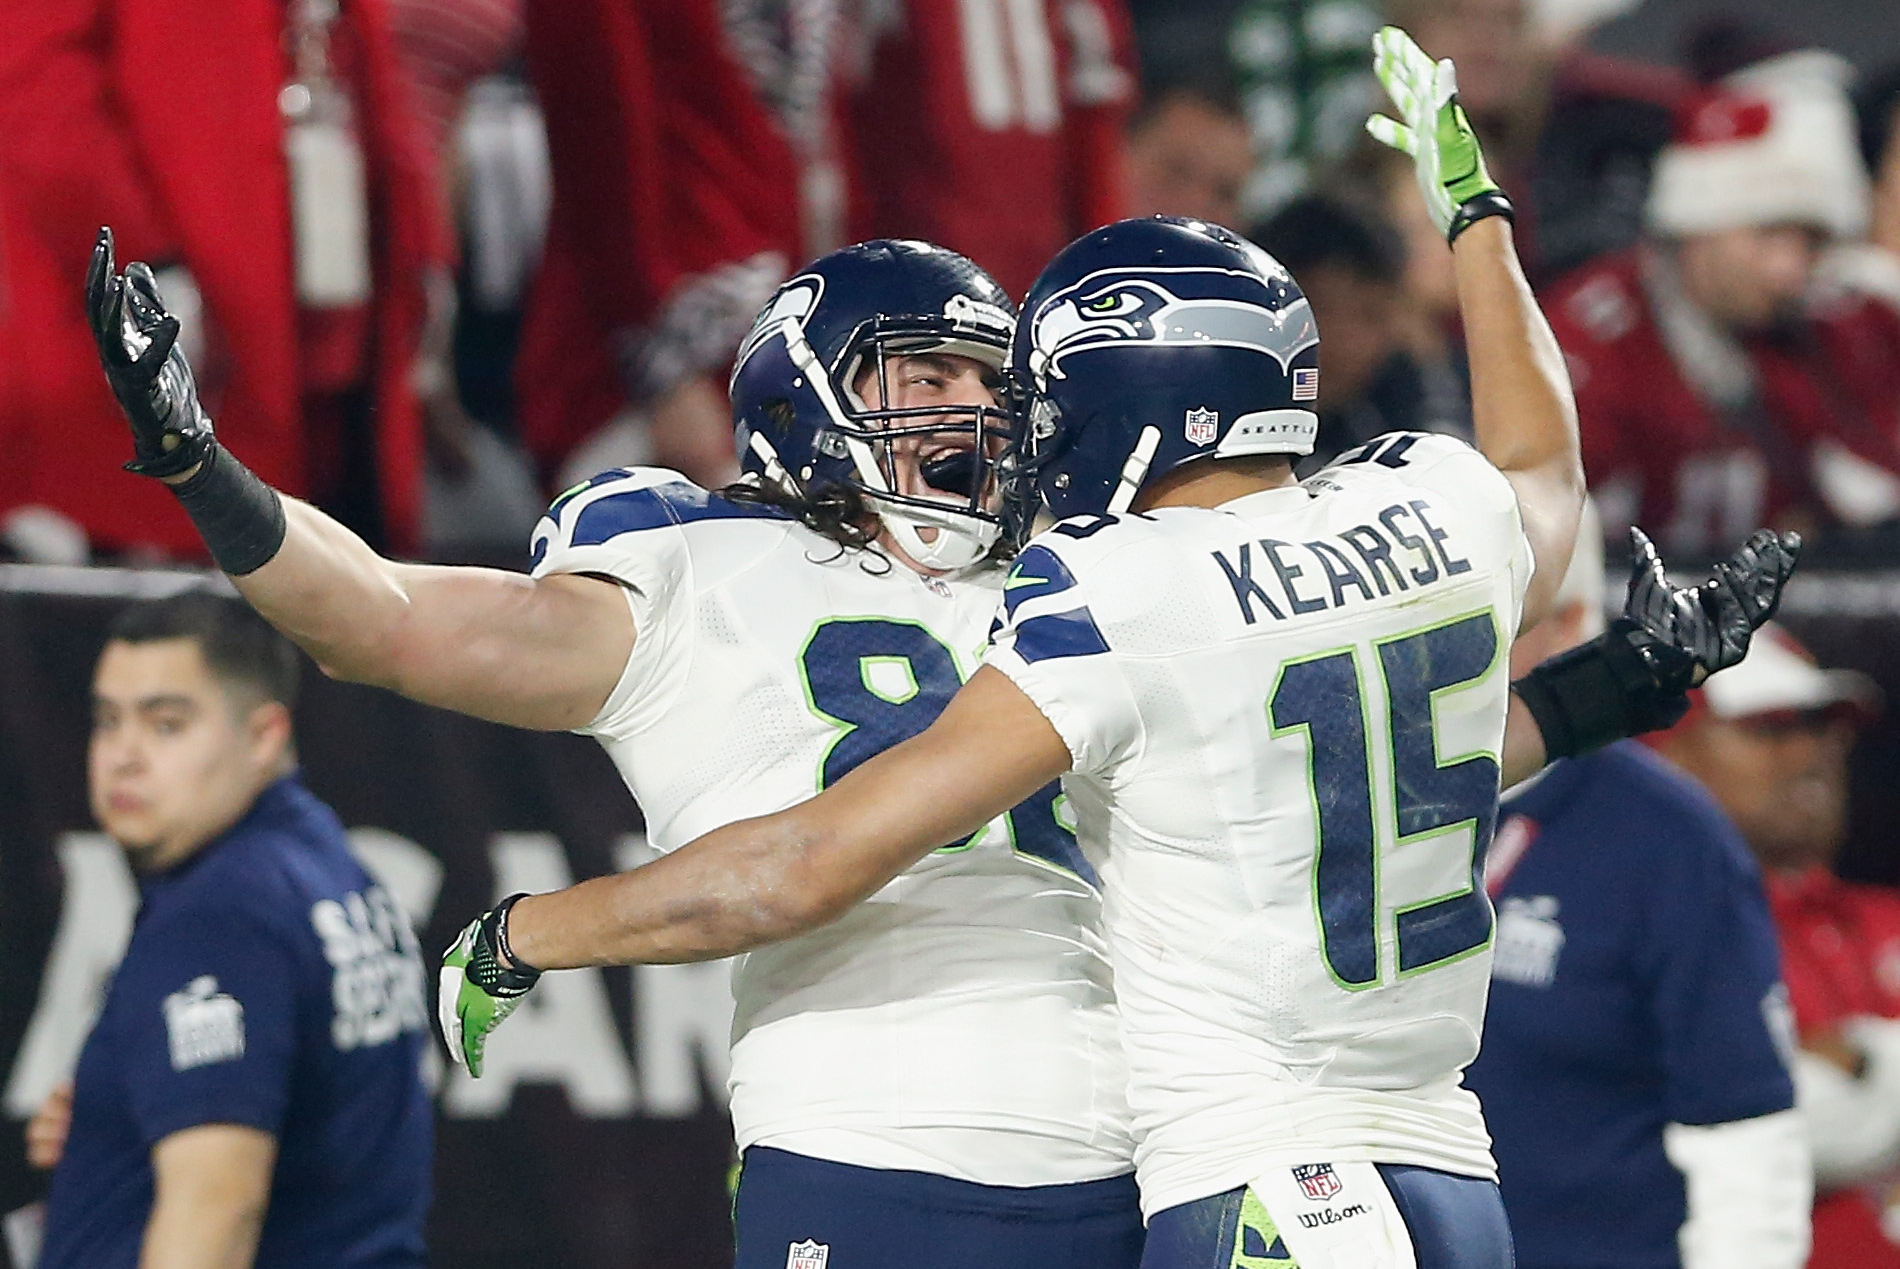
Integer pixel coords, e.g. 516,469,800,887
40,776,433,1269
1465,742,1794,1269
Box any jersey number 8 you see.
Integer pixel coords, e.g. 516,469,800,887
799,618,1093,882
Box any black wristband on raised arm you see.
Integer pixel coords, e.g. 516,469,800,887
1510,618,1692,763
167,442,288,576
1447,192,1515,244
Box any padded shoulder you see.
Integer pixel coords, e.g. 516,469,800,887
1313,432,1519,520
529,467,792,587
532,468,788,566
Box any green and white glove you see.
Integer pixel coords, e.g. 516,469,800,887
1365,26,1514,243
438,893,542,1077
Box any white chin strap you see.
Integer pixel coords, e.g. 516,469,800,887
1106,426,1163,515
839,431,999,571
878,499,1000,571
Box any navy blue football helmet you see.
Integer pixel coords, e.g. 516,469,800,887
730,239,1024,570
1010,217,1321,520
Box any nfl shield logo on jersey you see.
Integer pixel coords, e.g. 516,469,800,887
1292,1163,1342,1201
787,1239,829,1269
1185,407,1219,444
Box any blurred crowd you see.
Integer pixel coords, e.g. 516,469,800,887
2,0,1898,571
6,4,1900,1269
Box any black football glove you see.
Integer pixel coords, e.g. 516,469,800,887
85,226,217,479
1620,525,1802,690
1514,526,1803,762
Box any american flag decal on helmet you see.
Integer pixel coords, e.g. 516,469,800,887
1292,367,1320,401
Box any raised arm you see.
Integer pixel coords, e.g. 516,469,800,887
437,667,1072,1073
1368,27,1584,630
1454,217,1583,629
230,509,631,729
86,229,631,730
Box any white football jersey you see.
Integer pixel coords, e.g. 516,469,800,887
531,468,1133,1185
984,434,1535,1216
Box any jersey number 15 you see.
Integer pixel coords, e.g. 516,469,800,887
1269,611,1501,989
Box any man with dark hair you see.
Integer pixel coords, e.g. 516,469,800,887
25,591,432,1269
1254,192,1473,470
1547,47,1900,559
1125,77,1255,230
1652,627,1897,1269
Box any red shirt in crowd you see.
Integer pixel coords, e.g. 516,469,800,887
1770,866,1900,1269
516,0,1136,480
0,0,446,555
1545,249,1900,559
843,0,1134,300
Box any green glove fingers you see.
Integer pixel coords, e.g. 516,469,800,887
438,905,541,1078
1366,25,1512,243
1437,99,1498,205
1364,112,1415,157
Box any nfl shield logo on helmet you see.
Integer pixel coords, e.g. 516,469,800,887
787,1240,829,1269
1292,367,1319,401
1185,407,1219,445
1292,1163,1342,1201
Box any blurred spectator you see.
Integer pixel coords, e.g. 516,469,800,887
1652,627,1897,1269
1224,0,1382,219
1393,0,1692,281
1253,192,1470,471
0,0,450,558
1125,79,1252,229
846,0,1137,299
1867,69,1900,262
1543,50,1900,562
519,0,1136,492
1522,52,1688,281
1392,0,1547,165
386,0,522,152
517,0,833,490
384,0,549,557
1819,66,1900,314
1467,512,1811,1269
32,593,433,1269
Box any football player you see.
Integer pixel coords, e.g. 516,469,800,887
86,235,1146,1268
434,29,1799,1269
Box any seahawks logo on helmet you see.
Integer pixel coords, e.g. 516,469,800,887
733,273,826,376
1027,268,1318,386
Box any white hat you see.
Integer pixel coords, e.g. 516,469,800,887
1646,50,1870,240
1700,623,1881,722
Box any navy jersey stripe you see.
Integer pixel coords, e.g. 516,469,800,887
567,481,786,547
1012,608,1111,664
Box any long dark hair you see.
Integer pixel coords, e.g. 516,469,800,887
719,477,881,552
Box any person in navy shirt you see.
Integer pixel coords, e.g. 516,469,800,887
29,592,432,1269
1465,514,1810,1269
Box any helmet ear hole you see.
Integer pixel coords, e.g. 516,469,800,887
763,397,797,434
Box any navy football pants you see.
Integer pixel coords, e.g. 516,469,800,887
1142,1164,1513,1269
733,1145,1145,1269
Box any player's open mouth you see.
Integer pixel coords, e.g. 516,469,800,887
919,441,981,495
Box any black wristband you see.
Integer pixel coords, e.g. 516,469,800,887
1511,619,1691,762
492,892,543,976
468,893,542,995
166,443,288,576
1447,191,1515,244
